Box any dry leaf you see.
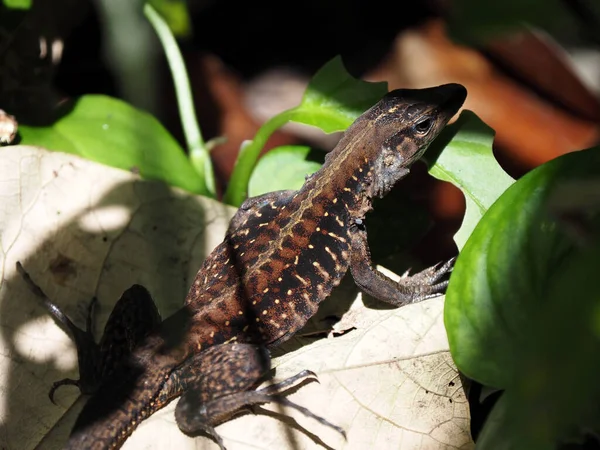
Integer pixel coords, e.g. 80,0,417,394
0,146,472,449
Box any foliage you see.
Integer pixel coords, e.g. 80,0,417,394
426,111,514,248
19,95,205,194
446,149,600,448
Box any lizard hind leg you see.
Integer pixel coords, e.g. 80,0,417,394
173,343,345,449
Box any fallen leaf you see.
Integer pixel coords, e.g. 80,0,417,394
1,146,472,449
1,145,234,449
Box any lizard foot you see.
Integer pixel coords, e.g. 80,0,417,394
349,223,456,306
395,256,456,302
256,368,318,395
174,344,344,450
255,369,346,437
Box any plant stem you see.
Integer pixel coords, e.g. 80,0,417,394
223,108,298,206
143,3,215,197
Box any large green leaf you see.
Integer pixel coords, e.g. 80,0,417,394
19,95,205,194
445,148,600,445
473,238,600,449
223,56,387,206
426,110,514,249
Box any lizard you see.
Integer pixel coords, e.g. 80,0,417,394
19,82,466,450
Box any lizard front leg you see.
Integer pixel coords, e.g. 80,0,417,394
170,343,345,450
348,222,454,305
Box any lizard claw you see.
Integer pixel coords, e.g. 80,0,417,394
257,369,320,395
387,256,457,304
409,256,456,286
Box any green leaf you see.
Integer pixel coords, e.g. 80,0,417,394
248,145,323,197
19,95,206,194
475,238,600,449
297,56,388,132
445,147,600,386
447,0,576,45
2,0,31,9
223,56,387,206
473,394,516,450
426,110,514,249
446,148,600,445
147,0,192,37
473,393,553,450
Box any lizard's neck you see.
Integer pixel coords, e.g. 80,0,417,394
297,119,377,219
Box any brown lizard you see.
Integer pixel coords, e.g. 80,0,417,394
19,82,466,449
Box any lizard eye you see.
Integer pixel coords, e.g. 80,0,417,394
414,118,432,134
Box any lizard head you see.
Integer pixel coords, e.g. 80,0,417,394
366,83,467,197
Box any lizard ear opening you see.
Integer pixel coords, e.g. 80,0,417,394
382,130,419,160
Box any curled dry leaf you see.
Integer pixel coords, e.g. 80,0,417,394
0,146,472,449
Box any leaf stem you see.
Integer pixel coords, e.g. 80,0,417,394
143,3,215,197
223,108,298,206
